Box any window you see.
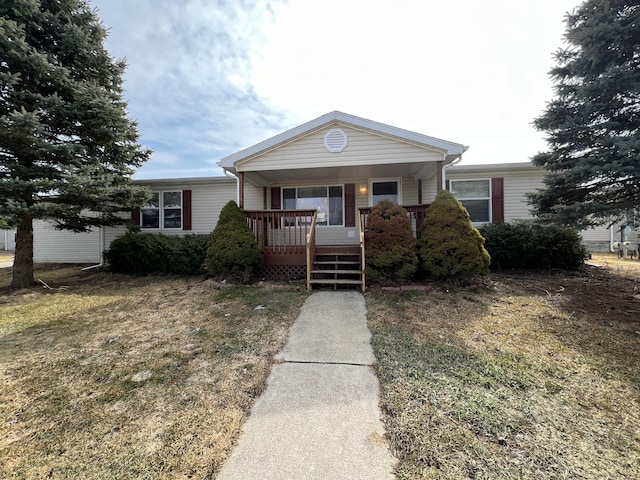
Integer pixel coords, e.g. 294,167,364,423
370,179,400,205
450,179,491,223
282,186,343,226
141,191,182,229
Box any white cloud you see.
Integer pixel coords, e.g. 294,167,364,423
90,0,582,177
92,0,288,177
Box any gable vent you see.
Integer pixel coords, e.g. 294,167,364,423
323,128,348,153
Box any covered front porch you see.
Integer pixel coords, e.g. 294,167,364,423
245,205,430,290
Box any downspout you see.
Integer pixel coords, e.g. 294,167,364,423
81,225,105,271
442,154,463,191
223,168,240,205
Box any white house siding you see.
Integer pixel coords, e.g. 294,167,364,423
421,181,439,205
238,125,445,173
243,183,264,210
190,181,237,234
33,221,101,263
446,165,546,221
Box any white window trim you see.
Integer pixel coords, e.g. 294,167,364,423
368,178,402,206
141,190,183,230
449,178,492,225
281,185,345,227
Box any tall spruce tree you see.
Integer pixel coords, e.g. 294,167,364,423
0,0,150,288
530,0,640,228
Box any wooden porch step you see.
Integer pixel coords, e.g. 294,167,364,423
311,269,362,275
309,278,363,285
310,245,364,291
313,260,360,265
315,251,359,256
315,246,360,253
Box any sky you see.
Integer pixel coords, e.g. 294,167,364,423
90,0,583,179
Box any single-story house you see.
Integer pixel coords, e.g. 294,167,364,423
31,111,615,288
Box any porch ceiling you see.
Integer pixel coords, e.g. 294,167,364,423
242,162,439,187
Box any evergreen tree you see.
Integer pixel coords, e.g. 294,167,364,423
205,201,262,283
418,190,490,279
0,0,150,288
364,200,418,281
530,0,640,228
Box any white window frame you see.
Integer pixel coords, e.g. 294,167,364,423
449,179,492,225
140,190,183,230
281,185,345,227
369,178,402,206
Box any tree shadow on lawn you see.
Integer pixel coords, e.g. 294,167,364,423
490,268,640,387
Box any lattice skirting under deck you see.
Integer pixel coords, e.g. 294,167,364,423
257,264,306,281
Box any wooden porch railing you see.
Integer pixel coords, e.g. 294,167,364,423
359,204,430,234
245,209,317,265
305,212,318,290
357,204,366,293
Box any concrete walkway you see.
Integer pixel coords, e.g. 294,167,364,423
217,291,397,480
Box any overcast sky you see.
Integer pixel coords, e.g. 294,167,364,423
90,0,582,179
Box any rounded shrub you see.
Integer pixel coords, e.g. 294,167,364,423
105,233,209,274
418,190,490,279
205,200,262,283
479,220,588,270
364,200,418,281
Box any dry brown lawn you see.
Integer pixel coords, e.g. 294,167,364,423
0,265,308,479
2,255,639,479
368,256,640,479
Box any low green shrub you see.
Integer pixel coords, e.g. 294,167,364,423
205,201,262,283
479,220,589,270
364,200,418,281
418,190,490,279
105,233,209,274
168,234,210,274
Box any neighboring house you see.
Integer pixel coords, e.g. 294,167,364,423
32,111,614,286
1,229,16,251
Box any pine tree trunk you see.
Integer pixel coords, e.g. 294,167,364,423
10,214,35,289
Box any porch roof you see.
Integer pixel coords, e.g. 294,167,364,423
218,111,468,186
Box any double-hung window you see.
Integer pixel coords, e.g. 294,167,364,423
450,179,491,223
141,191,182,229
282,186,343,226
